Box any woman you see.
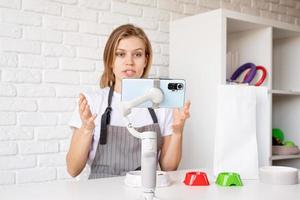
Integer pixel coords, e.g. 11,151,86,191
67,24,191,179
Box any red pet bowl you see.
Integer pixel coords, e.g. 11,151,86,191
183,171,210,186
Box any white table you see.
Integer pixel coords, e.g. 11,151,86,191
1,170,300,200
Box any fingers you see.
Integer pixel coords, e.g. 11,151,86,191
87,114,97,123
173,100,191,121
91,113,97,121
82,104,92,118
78,93,92,120
173,108,180,116
172,102,191,134
173,109,186,121
79,100,89,117
79,93,85,104
184,100,191,112
78,93,86,113
83,113,97,131
183,100,191,119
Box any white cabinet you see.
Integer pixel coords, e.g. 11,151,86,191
170,9,300,170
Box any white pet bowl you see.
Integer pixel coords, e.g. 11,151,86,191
124,170,171,188
259,166,299,185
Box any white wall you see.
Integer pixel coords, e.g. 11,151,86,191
0,0,299,185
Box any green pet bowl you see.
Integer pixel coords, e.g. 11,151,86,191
272,128,284,143
215,172,243,186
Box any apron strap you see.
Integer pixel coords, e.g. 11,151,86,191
99,86,114,145
148,108,158,123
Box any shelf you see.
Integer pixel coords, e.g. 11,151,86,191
273,35,300,91
170,8,300,170
271,90,300,96
271,154,300,160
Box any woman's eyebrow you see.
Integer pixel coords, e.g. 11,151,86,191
116,48,144,51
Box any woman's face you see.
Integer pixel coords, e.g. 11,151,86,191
112,36,147,84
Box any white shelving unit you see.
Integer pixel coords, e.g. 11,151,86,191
272,90,300,96
170,9,300,170
271,155,300,161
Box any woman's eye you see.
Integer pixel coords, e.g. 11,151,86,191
134,53,143,57
116,52,125,57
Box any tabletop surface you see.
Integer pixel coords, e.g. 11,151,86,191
1,170,300,200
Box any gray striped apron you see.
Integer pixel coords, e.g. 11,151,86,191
89,87,162,179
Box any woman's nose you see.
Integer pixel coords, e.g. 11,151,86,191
125,54,134,65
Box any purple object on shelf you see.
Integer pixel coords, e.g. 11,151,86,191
230,63,257,84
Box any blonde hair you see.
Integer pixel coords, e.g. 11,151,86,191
100,24,152,88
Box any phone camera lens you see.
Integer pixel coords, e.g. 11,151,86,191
168,83,184,91
177,83,183,90
168,83,175,90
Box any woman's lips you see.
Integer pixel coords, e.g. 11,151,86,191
122,70,136,77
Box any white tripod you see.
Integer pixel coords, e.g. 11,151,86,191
121,87,163,200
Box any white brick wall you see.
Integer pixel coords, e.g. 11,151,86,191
18,113,58,126
0,53,18,67
0,142,18,155
0,83,17,96
2,69,42,83
19,141,59,154
0,0,300,185
0,38,41,54
0,8,42,26
19,54,59,69
43,43,76,57
23,27,63,43
0,98,37,111
0,171,15,185
0,156,36,170
0,112,16,125
0,127,34,140
0,0,21,9
0,23,22,38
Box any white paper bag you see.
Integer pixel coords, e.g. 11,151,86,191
214,85,259,179
255,87,270,168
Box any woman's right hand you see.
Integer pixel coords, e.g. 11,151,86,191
78,93,97,131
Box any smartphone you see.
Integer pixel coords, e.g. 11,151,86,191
121,78,186,108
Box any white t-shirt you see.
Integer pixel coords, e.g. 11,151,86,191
69,87,174,165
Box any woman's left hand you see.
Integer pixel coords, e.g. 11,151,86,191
172,100,191,135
